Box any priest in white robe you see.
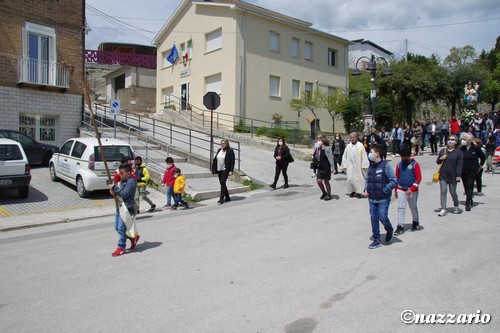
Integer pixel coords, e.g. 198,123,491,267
341,132,369,198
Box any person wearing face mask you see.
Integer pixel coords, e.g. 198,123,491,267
380,127,390,160
134,156,156,214
436,135,463,216
311,135,323,178
364,144,397,249
161,157,177,209
450,116,461,137
341,132,369,198
429,119,438,155
270,138,293,189
460,133,485,211
315,137,335,200
332,134,346,174
394,147,422,234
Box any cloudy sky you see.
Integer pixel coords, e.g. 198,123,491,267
85,0,500,60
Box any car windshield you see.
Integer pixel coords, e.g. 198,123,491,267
94,146,133,162
0,144,23,161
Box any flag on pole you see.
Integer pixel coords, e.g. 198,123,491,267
166,44,179,65
183,37,193,62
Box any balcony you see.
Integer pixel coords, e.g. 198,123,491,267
17,57,70,89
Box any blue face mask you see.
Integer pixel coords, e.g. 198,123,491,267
368,153,376,162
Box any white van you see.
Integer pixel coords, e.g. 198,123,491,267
0,138,31,198
49,138,134,197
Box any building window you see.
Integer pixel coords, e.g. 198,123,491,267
162,86,174,107
305,82,314,98
328,49,337,67
205,73,222,94
292,80,300,99
269,31,280,53
206,29,222,53
19,114,58,144
292,38,300,58
305,41,313,61
162,49,172,68
20,22,67,87
269,75,281,98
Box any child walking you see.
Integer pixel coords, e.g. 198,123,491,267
172,168,189,210
394,147,422,235
485,135,495,173
161,157,176,208
364,144,397,249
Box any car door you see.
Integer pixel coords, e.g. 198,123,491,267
56,140,74,179
9,131,42,164
69,141,87,179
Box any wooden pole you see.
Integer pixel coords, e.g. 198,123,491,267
82,79,119,210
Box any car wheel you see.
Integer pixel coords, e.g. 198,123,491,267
49,164,60,182
42,152,52,167
76,176,90,198
18,186,29,199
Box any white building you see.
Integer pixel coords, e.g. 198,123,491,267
153,0,350,132
349,39,393,69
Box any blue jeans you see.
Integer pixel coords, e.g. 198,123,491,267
165,186,173,205
114,211,127,249
369,199,393,241
173,193,188,207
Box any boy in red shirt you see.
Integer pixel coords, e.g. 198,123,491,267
394,147,422,234
114,156,136,183
161,157,176,208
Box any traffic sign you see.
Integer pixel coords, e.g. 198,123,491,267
203,92,220,110
110,100,121,116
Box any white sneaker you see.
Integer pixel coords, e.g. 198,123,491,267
438,209,448,217
453,207,460,214
311,174,316,178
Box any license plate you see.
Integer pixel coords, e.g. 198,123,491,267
0,179,13,186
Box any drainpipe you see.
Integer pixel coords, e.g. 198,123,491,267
239,9,247,120
344,44,349,93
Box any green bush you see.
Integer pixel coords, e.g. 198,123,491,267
234,120,251,133
271,126,289,140
256,126,269,136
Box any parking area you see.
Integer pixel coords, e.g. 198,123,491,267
0,167,115,217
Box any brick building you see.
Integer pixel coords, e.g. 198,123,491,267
0,0,85,146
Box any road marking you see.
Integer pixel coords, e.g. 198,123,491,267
93,199,106,206
0,206,12,217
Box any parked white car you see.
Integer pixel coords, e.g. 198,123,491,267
49,137,134,197
0,138,31,198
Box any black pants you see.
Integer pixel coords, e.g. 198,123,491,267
440,130,449,146
218,170,230,200
476,168,483,192
462,170,477,207
272,162,289,186
430,135,438,154
392,139,401,154
333,154,342,172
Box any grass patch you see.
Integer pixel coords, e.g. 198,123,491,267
243,179,264,191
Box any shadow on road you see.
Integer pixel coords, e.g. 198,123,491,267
133,241,163,253
0,186,49,204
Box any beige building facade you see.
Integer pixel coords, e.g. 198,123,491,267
154,0,349,132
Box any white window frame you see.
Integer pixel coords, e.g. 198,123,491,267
291,38,300,58
269,75,281,98
328,49,337,67
206,28,222,53
269,31,280,53
292,80,300,99
22,22,57,86
19,114,59,145
305,41,313,61
205,73,222,95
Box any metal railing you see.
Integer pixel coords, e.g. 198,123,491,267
17,57,70,88
84,105,242,171
161,94,306,144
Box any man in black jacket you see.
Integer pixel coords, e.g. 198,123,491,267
460,133,485,211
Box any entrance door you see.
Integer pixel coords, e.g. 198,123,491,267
180,82,189,111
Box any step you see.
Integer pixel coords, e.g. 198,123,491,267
185,177,250,201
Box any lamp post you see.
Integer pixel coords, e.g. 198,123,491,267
352,54,392,132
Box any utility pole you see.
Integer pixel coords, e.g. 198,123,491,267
405,39,408,63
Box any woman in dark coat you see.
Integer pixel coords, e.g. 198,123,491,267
332,133,346,174
270,138,292,189
212,139,235,205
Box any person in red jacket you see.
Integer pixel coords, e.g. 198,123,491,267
113,156,136,184
394,147,422,234
161,157,176,208
450,116,462,137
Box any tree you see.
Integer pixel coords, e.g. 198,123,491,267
342,93,365,133
288,89,322,119
320,89,348,133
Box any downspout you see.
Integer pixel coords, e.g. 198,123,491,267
239,9,247,119
344,43,349,93
81,0,86,124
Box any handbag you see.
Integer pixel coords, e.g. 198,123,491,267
433,149,447,183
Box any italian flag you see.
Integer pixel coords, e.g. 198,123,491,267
183,37,192,62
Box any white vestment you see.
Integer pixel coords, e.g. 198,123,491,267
341,141,369,194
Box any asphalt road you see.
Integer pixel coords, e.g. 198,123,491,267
0,154,498,333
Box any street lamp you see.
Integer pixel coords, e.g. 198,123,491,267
352,54,392,131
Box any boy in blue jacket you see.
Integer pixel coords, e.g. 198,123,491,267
110,163,139,257
364,144,397,249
